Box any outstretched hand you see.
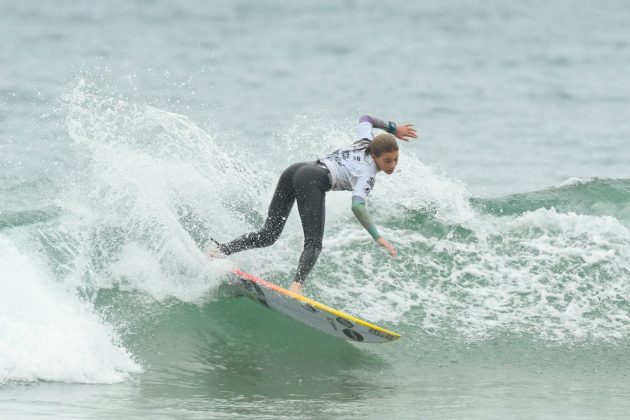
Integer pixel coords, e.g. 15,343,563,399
377,237,397,258
394,124,418,141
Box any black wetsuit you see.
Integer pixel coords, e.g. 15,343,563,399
219,161,331,283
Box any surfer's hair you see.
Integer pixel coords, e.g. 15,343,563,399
354,133,399,157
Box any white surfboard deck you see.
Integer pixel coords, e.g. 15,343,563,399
228,269,401,343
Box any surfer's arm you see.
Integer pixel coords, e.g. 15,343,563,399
351,196,381,240
357,115,394,140
359,115,390,131
351,197,397,257
358,115,417,142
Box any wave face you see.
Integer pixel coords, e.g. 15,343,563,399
1,82,630,390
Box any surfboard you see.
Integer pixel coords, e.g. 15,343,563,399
228,269,401,343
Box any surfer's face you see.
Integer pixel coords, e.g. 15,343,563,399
373,151,399,174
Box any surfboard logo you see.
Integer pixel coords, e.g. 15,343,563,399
342,329,364,342
336,317,353,328
369,328,396,341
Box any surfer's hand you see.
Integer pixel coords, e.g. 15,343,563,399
394,124,417,141
377,237,397,257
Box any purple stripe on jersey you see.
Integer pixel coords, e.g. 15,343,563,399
359,115,374,124
359,115,388,130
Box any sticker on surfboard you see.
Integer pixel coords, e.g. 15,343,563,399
228,269,401,343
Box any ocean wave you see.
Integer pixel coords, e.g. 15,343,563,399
473,178,630,223
2,81,630,386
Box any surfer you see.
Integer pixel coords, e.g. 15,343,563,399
212,115,417,295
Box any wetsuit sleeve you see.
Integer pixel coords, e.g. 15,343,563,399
357,115,389,140
351,196,381,240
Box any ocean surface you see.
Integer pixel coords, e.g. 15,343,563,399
2,0,630,418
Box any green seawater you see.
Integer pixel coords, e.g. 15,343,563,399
2,0,630,418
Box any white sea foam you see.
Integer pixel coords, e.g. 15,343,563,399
318,206,630,343
59,81,251,302
372,153,477,227
560,177,587,187
0,236,141,384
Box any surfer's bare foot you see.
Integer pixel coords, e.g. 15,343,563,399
207,246,225,259
288,281,303,295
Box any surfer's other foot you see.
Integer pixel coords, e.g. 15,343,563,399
207,246,226,260
288,281,303,295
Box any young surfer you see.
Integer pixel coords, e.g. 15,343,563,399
213,115,417,295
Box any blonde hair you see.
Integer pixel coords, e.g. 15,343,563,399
366,133,398,157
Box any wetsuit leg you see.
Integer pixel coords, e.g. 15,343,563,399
292,164,331,283
219,163,304,255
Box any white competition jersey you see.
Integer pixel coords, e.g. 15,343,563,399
319,121,378,201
